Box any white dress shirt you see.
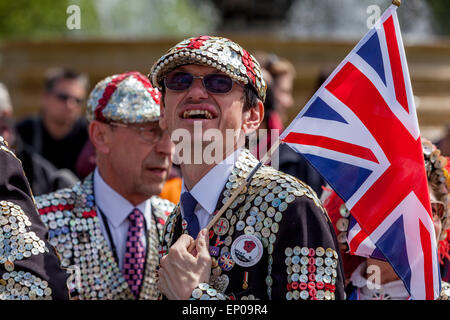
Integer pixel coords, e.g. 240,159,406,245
180,148,242,230
94,168,152,271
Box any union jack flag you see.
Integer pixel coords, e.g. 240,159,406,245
280,5,441,299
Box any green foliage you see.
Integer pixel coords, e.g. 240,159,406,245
2,0,448,39
0,0,100,40
0,0,217,40
89,0,217,38
0,0,67,39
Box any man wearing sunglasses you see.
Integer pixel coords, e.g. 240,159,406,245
151,36,345,300
34,72,175,299
16,67,89,178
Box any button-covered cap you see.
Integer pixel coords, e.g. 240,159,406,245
87,71,161,124
149,36,266,102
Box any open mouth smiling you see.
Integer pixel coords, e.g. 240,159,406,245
182,109,214,120
179,107,218,120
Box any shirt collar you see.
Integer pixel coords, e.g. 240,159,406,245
94,168,151,228
181,148,242,216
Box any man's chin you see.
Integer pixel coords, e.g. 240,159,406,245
141,177,166,191
137,185,164,199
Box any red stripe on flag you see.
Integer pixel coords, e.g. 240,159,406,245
419,219,434,300
349,229,368,255
282,132,379,163
383,16,409,113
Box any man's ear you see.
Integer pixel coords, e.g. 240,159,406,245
89,121,111,155
159,99,168,130
242,100,264,135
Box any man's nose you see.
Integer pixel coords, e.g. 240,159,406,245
155,130,175,157
186,78,209,100
65,97,81,110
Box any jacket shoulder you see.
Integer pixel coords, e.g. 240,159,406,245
35,187,77,213
35,179,93,219
255,165,326,213
0,136,19,161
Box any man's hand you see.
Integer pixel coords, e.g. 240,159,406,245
157,228,212,300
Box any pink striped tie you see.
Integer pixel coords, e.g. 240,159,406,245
123,208,146,299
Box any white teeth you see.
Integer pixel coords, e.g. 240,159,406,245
183,109,213,119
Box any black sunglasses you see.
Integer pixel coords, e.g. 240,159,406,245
53,92,83,105
164,72,241,94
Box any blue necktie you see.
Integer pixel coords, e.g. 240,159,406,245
180,192,200,238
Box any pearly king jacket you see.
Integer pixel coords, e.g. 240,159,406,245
35,173,174,300
0,136,69,300
159,149,345,300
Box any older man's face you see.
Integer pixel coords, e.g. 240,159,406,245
103,121,174,201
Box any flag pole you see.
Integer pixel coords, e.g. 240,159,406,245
392,0,401,6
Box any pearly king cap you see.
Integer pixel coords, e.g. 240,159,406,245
148,35,267,102
87,71,161,124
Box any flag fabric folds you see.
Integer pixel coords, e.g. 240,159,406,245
280,5,441,300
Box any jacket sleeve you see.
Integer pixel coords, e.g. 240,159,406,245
0,137,70,300
269,195,346,300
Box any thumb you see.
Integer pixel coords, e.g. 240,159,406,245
195,228,210,253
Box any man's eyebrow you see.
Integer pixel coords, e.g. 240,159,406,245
171,65,189,72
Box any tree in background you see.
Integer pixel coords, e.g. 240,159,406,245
0,0,217,40
0,0,99,39
0,0,449,40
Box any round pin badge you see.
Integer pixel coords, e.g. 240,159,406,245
214,218,230,236
218,252,235,272
230,234,263,267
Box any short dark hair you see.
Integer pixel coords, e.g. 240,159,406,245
44,67,89,93
242,84,259,111
159,82,260,111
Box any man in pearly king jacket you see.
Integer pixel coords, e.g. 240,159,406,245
35,72,175,300
151,36,345,301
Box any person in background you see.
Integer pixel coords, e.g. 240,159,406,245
0,83,14,144
255,53,326,197
438,154,450,283
16,67,89,177
0,82,78,196
35,71,175,300
250,70,283,165
255,53,296,126
0,135,70,300
436,124,450,158
0,83,12,117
